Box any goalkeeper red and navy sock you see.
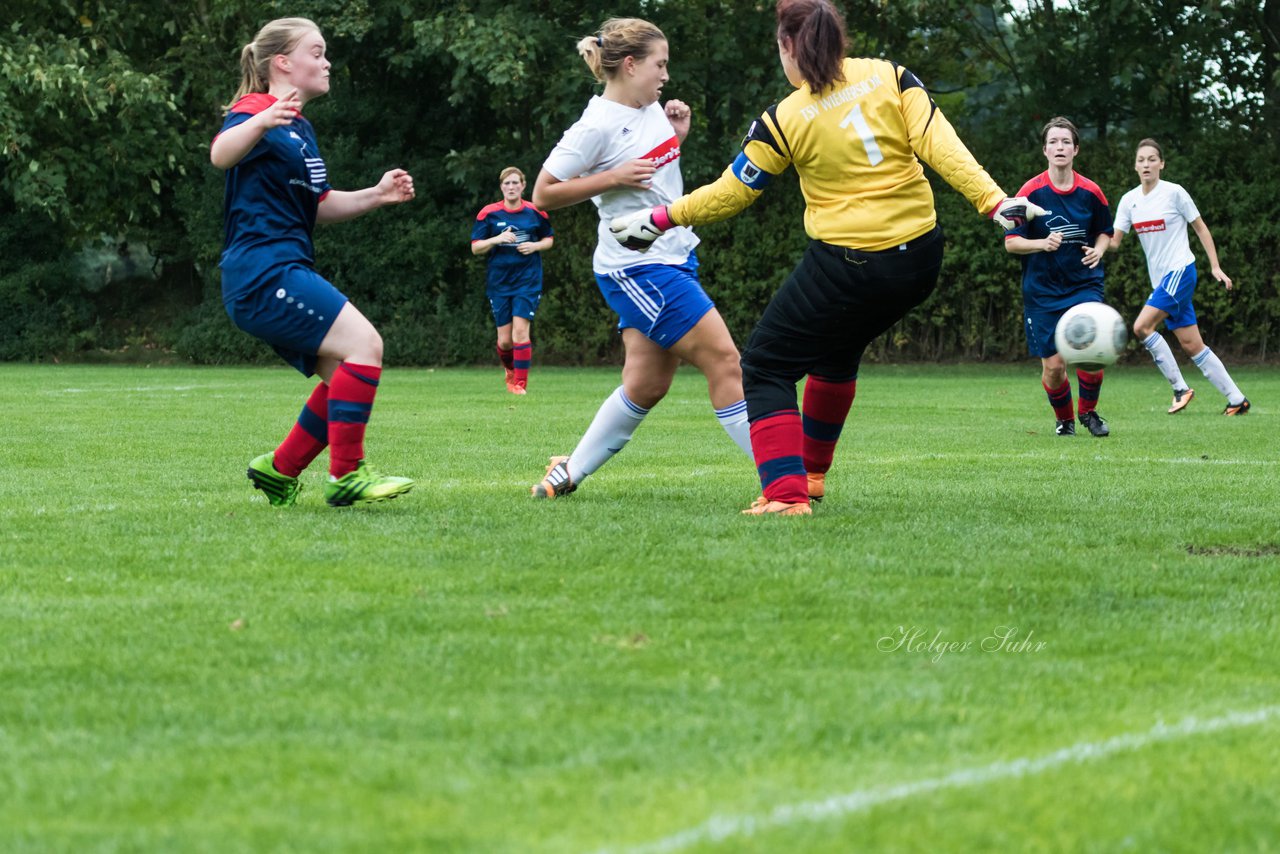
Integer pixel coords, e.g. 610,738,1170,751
749,410,808,504
512,342,531,388
1076,369,1103,416
802,375,856,475
273,382,329,477
496,345,514,372
328,362,381,478
1044,379,1074,422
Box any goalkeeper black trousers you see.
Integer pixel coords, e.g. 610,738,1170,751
741,225,945,421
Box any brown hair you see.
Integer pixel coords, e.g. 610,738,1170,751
576,18,666,83
1136,138,1164,160
1041,116,1080,146
229,18,320,106
776,0,847,93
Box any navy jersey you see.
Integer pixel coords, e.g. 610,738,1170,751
216,94,332,293
470,201,553,294
1006,171,1113,309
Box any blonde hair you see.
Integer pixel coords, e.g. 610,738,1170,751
499,166,525,183
228,18,321,106
575,18,666,83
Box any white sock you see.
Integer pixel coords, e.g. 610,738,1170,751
1192,347,1245,405
566,387,649,482
1142,332,1189,391
714,399,753,457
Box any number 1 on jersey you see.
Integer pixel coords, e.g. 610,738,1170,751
840,103,883,167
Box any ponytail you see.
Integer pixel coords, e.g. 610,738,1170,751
577,18,666,84
776,0,848,93
225,17,320,110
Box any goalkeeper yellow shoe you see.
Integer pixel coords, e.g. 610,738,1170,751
246,452,301,507
807,472,826,502
324,461,414,507
742,498,812,516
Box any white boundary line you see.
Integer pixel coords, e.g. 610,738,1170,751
598,706,1280,854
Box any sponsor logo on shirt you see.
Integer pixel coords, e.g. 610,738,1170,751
1134,219,1166,234
641,135,681,170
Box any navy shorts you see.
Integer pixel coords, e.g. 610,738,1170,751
1146,262,1199,330
223,263,348,376
594,254,713,349
1024,287,1104,358
488,290,542,327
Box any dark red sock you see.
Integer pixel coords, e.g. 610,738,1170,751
1044,379,1074,422
274,382,329,476
749,410,808,503
496,345,514,371
513,342,531,388
1077,369,1103,416
802,375,856,475
328,362,381,478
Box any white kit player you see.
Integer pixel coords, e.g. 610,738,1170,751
1111,138,1250,415
526,16,753,500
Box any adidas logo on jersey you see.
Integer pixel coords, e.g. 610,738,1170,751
621,127,632,136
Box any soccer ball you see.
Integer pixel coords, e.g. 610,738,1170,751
1054,302,1127,369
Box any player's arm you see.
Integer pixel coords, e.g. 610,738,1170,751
1005,234,1063,255
1082,231,1110,269
610,108,791,250
517,235,554,256
317,169,415,224
471,227,516,256
898,69,1005,216
532,161,655,211
1190,217,1232,289
1109,228,1126,250
210,90,301,170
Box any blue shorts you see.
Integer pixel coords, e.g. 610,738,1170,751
223,263,348,376
1023,287,1104,358
1146,263,1199,330
594,254,713,349
488,291,541,327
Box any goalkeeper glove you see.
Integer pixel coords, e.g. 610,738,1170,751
610,205,674,252
990,197,1050,230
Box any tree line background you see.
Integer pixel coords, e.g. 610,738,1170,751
3,0,1280,366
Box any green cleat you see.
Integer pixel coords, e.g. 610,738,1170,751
324,460,415,507
247,452,302,507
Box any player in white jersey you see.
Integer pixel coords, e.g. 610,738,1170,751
527,17,752,499
1111,138,1250,415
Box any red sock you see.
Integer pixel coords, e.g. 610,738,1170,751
749,410,808,503
512,342,531,388
273,382,329,477
496,345,514,371
1044,379,1074,422
802,375,856,475
1076,369,1103,416
328,362,381,478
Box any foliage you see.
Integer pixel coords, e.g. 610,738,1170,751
1,1,1279,363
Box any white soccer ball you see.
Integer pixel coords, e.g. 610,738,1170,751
1054,302,1127,369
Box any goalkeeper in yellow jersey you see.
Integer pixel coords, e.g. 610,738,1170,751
611,0,1048,515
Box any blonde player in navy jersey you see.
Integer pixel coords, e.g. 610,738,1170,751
611,0,1044,515
212,18,415,507
527,17,753,500
1005,117,1115,439
1111,138,1250,415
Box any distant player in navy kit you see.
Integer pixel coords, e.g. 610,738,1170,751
527,17,753,500
212,17,415,507
471,167,554,395
1111,139,1250,415
1005,117,1115,438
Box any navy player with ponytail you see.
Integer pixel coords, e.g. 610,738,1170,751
212,18,416,507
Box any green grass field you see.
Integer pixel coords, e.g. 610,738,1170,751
3,362,1278,852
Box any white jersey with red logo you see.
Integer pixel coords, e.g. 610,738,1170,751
543,96,699,274
1114,180,1201,289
